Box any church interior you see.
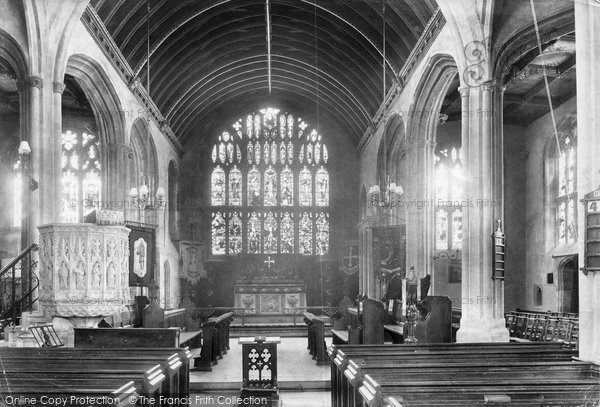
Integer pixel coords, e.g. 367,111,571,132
0,0,599,405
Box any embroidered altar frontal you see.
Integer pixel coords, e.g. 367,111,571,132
234,282,307,315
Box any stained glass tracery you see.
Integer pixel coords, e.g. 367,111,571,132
434,144,462,251
556,133,577,245
209,108,330,255
61,130,101,222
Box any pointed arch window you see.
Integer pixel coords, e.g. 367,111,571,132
556,133,577,245
434,145,462,250
209,109,330,255
60,130,101,223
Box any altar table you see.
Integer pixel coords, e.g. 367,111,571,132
234,281,307,315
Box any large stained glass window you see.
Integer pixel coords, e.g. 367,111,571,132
434,145,462,251
556,133,577,245
210,108,330,255
61,130,101,223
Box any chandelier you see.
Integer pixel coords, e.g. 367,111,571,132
367,1,403,209
368,175,403,208
129,184,165,209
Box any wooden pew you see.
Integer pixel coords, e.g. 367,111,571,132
1,347,192,398
303,311,328,365
0,347,193,404
72,339,192,397
74,327,182,348
359,365,600,407
328,342,580,407
349,360,598,407
193,311,233,371
144,297,187,329
505,310,579,349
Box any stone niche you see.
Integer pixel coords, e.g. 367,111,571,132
38,224,131,320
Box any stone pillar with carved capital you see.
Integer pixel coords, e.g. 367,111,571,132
455,81,509,342
52,82,66,223
408,138,436,291
17,76,43,248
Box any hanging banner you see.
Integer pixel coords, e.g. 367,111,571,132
127,222,156,287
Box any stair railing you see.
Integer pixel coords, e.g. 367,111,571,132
0,244,39,327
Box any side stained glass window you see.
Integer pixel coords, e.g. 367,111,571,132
210,108,330,255
434,144,462,251
556,131,577,245
61,130,101,222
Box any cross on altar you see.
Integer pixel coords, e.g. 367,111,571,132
264,256,275,270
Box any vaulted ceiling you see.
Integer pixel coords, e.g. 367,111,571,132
90,0,438,147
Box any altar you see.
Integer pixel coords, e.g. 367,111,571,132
234,280,307,315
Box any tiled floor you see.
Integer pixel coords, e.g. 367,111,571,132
190,336,331,406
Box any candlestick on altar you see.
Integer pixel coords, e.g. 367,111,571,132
417,275,421,300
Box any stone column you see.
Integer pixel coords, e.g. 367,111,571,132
455,81,509,342
17,76,43,248
52,82,66,223
575,0,600,364
408,139,436,289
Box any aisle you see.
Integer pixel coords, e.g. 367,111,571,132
190,337,331,389
190,336,331,406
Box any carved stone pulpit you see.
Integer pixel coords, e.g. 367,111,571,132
37,223,131,321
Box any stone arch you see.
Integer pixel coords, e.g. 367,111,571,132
407,54,459,144
129,118,159,192
0,29,28,81
404,53,460,294
386,114,407,185
556,255,578,313
0,29,28,250
168,159,180,240
64,54,126,204
492,8,574,84
128,117,160,222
